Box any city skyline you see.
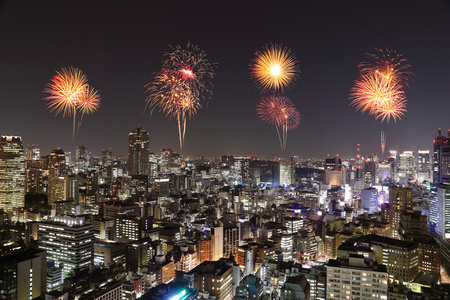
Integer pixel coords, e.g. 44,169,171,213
1,1,450,158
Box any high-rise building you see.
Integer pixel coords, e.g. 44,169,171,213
398,151,414,177
159,148,181,175
361,187,379,214
48,148,68,205
417,150,431,182
433,129,450,184
236,244,257,276
279,162,294,186
0,135,25,211
102,148,112,167
38,215,94,276
128,126,149,176
0,249,47,300
388,186,413,239
75,146,88,172
26,145,40,161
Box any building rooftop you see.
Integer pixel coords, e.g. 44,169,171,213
187,260,232,277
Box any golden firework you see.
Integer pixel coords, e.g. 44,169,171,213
250,43,299,93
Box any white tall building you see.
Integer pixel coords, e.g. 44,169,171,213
326,255,388,300
398,151,414,177
279,163,294,186
281,234,294,262
0,135,25,211
38,215,94,276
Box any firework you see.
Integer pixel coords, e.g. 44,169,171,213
350,70,406,122
359,48,412,87
350,48,412,123
381,131,386,155
250,43,299,93
146,43,216,151
44,67,88,118
257,96,300,151
44,67,100,140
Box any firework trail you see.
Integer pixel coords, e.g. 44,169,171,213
257,96,300,151
146,43,216,151
250,43,299,93
44,67,101,141
381,131,386,155
350,48,411,122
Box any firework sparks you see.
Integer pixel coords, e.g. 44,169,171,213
350,71,406,122
359,48,412,87
146,43,216,151
257,96,300,151
350,48,411,123
250,43,299,93
44,67,100,140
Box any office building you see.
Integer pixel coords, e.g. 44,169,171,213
236,244,257,276
388,186,413,239
128,125,149,176
75,146,88,172
114,214,141,243
361,187,379,214
188,260,233,300
279,162,294,186
0,249,47,300
417,150,431,182
0,135,25,211
398,151,414,177
235,275,264,300
353,235,419,283
326,254,388,300
38,215,94,276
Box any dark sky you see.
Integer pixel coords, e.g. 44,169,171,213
1,1,450,159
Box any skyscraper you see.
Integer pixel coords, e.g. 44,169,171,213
128,125,149,176
48,148,68,205
417,150,431,182
0,135,25,211
75,145,88,172
389,186,413,239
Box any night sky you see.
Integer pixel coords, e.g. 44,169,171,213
1,1,450,159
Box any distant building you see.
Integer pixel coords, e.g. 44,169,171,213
361,187,378,214
0,135,25,210
128,125,149,176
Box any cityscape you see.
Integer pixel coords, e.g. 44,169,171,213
1,1,450,300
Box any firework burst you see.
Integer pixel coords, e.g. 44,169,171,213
359,48,412,87
146,43,216,151
44,67,101,140
257,96,300,151
250,43,299,93
350,48,411,123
